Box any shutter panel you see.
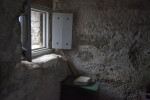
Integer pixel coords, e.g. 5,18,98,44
52,13,73,49
20,0,32,62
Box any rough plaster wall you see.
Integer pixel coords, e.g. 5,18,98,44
1,57,70,100
0,0,25,99
0,0,25,62
54,0,150,99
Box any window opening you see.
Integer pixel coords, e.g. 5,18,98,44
31,9,45,49
31,6,49,51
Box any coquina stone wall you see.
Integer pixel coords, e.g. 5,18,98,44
53,0,150,99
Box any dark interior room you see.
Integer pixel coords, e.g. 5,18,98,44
0,0,150,100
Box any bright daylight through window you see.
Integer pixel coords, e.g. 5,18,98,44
31,7,49,50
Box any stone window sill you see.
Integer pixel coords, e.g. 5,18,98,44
32,48,53,58
21,54,63,69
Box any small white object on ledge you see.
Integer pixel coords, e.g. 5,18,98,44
73,76,91,86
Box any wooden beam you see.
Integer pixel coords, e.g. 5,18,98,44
31,0,52,8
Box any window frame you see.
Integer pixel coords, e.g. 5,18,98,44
19,0,32,62
31,9,46,50
31,5,52,58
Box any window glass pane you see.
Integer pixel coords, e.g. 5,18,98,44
31,10,44,49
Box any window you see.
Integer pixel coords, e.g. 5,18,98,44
19,4,51,61
31,6,50,50
31,6,51,58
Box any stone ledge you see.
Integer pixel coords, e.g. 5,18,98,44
20,54,64,69
11,54,71,100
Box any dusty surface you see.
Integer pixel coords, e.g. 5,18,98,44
1,54,70,100
54,0,150,99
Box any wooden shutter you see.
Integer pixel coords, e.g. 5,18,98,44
20,0,32,62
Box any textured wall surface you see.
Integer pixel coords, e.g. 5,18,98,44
54,0,150,99
0,0,25,62
0,54,70,100
0,0,23,99
0,0,25,99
